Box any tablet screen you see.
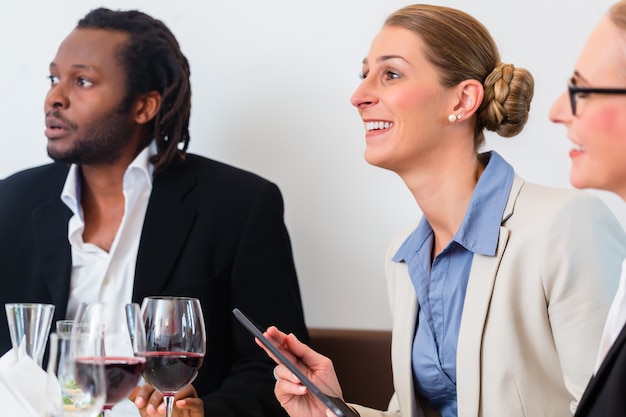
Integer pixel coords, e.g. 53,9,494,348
232,308,358,417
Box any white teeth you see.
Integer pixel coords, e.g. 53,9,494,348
572,142,585,151
366,121,393,131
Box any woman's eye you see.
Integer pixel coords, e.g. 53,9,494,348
359,71,368,80
47,75,59,85
77,78,93,87
383,70,400,80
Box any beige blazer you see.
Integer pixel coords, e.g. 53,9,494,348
353,176,626,417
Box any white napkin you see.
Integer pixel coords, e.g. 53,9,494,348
0,344,49,417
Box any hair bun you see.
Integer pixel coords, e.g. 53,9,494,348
479,62,534,138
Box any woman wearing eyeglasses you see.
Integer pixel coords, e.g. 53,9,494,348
550,2,626,416
261,4,626,417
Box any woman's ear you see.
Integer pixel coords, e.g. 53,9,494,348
133,91,162,125
449,79,484,119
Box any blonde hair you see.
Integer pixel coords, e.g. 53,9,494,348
609,0,626,30
384,4,534,149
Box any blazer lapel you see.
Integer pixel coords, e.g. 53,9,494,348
394,263,419,416
31,169,73,319
456,228,509,417
133,160,197,300
456,175,523,417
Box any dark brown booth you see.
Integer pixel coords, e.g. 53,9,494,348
308,328,394,410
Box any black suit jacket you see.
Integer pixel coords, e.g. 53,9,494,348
575,322,626,417
0,154,309,417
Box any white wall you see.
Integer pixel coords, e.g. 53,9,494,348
2,0,623,330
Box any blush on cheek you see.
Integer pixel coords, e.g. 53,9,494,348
394,94,423,108
587,107,626,140
576,106,626,192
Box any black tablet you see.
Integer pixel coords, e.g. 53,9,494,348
232,308,358,417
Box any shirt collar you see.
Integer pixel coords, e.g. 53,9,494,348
125,140,156,188
393,151,514,261
60,141,157,218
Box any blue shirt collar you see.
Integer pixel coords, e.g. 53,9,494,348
393,151,514,261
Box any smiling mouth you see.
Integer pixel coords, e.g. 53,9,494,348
365,121,394,131
571,141,585,152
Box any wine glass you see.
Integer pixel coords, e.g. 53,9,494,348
140,296,206,417
46,322,107,417
73,302,146,417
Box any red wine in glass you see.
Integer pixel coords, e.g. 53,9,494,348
72,357,106,404
143,352,204,394
102,357,146,408
74,302,147,417
75,356,145,407
141,296,206,417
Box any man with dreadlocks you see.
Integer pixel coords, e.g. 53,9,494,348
0,7,308,417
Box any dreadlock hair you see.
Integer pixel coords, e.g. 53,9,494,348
77,7,191,174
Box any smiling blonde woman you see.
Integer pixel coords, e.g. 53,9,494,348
261,4,626,417
551,2,626,415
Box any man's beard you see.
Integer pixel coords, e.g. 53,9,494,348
47,108,136,165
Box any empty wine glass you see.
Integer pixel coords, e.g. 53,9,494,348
73,302,146,417
46,323,107,417
140,296,206,417
5,302,55,366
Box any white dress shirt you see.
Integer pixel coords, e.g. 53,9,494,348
594,258,626,374
60,143,155,417
61,143,155,319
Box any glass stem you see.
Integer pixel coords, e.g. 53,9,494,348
164,395,175,417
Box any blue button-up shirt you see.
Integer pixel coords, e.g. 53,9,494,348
392,151,514,417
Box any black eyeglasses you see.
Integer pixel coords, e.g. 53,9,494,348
568,82,626,116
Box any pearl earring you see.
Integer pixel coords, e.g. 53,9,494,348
448,113,463,123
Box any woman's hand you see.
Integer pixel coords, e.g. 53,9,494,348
260,326,345,417
129,383,204,417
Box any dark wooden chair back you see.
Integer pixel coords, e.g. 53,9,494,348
308,328,394,410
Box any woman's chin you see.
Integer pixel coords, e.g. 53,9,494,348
569,171,605,192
